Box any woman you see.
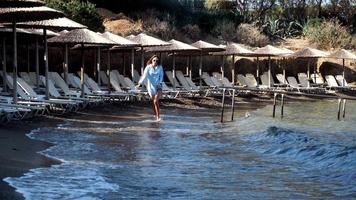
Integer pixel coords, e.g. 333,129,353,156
136,55,164,121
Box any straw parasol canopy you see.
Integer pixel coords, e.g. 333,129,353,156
253,45,287,56
126,33,171,75
48,28,116,45
147,39,200,89
99,32,141,82
213,42,253,56
14,17,87,29
191,40,225,52
48,28,116,97
0,5,64,103
328,49,356,86
328,49,356,60
251,45,288,87
190,40,225,86
146,39,199,53
290,47,329,87
0,0,44,8
290,47,329,58
0,6,63,22
9,17,86,97
126,33,171,47
100,31,139,48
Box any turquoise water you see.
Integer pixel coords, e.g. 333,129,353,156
4,100,356,199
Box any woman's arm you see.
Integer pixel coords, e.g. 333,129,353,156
137,65,149,87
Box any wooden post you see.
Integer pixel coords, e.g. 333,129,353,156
342,99,346,118
281,94,284,118
80,44,85,98
337,98,342,120
221,88,226,123
43,28,50,100
273,93,277,118
231,89,235,121
12,22,18,103
2,38,7,92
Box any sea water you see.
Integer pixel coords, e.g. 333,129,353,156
4,100,356,199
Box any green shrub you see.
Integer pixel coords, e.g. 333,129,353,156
304,19,353,49
45,0,103,31
181,24,201,41
212,20,236,41
236,23,269,47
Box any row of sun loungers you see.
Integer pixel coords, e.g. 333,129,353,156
0,67,353,123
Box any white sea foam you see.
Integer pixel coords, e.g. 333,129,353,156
5,162,120,200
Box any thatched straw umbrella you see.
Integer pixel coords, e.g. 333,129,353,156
328,49,356,86
48,28,116,97
290,47,329,87
278,47,294,84
13,17,86,96
191,40,225,86
0,5,64,102
146,39,200,89
99,32,140,84
213,42,253,84
126,33,171,75
252,45,286,87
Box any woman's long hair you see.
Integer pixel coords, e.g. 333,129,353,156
146,55,161,66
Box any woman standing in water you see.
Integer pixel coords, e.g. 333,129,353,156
136,55,164,121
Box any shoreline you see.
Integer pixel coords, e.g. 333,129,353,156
0,116,63,200
0,96,276,199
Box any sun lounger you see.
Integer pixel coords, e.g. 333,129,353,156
19,72,35,87
132,69,141,83
165,71,181,88
311,73,325,85
5,74,77,114
335,75,349,87
99,71,109,86
325,75,351,90
297,73,310,87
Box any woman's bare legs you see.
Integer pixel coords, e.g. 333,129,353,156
152,91,161,121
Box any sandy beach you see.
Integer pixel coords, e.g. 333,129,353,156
0,117,62,200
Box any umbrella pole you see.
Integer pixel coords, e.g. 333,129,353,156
221,55,225,79
97,47,101,84
2,38,7,92
199,51,202,87
131,48,134,81
107,50,111,92
141,47,144,75
173,52,176,90
314,60,317,84
189,56,192,79
80,44,85,97
12,22,18,104
256,57,259,87
186,56,189,76
27,42,30,73
122,52,126,76
268,56,271,88
283,58,286,84
307,60,310,88
64,44,69,84
43,28,49,100
35,37,39,88
232,55,235,85
342,59,345,87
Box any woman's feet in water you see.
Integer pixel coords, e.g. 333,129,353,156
154,115,161,122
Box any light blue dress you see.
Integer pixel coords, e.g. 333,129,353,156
138,64,164,97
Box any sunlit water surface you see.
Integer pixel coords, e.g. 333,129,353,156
5,100,356,199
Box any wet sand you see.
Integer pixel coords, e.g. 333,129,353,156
0,96,269,199
0,117,63,200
